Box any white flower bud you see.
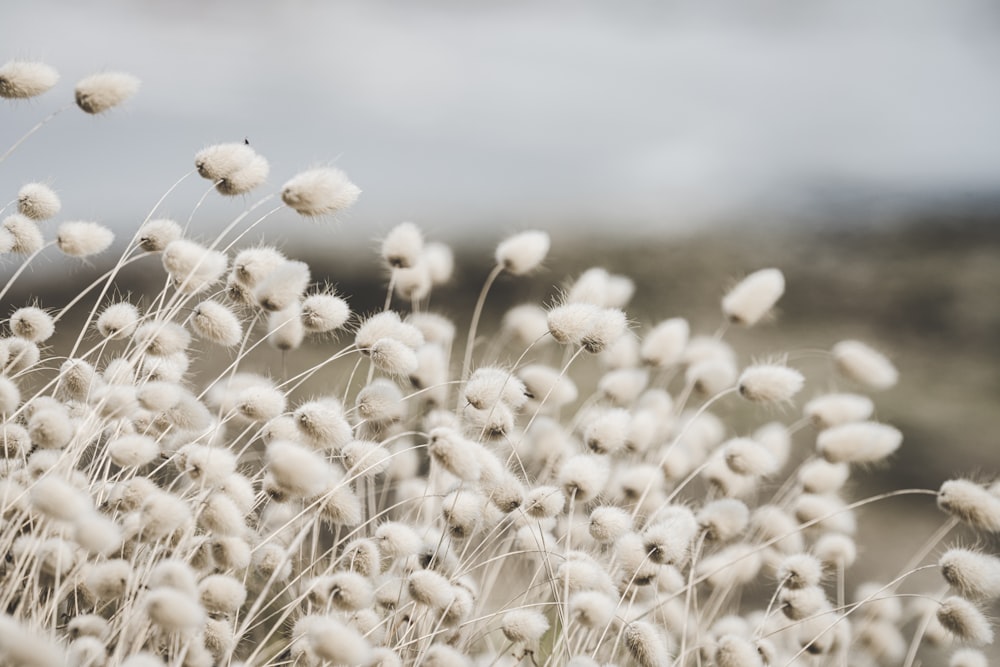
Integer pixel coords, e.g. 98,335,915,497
503,303,551,346
832,340,898,390
294,397,352,450
75,71,139,113
144,587,205,633
176,443,237,487
816,421,902,464
0,60,59,98
3,214,44,254
625,621,671,667
495,230,550,275
162,239,227,293
266,440,334,498
370,337,419,376
777,553,824,589
108,434,159,467
424,241,454,285
382,221,424,269
589,506,632,543
56,221,114,257
301,292,350,332
199,574,247,615
137,218,182,252
255,260,310,312
282,167,361,217
937,596,993,645
408,569,454,609
737,363,804,404
501,609,550,643
215,154,269,195
17,183,61,220
97,302,140,340
267,304,305,351
722,268,785,326
15,308,57,347
192,299,243,346
559,454,609,503
938,479,1000,533
940,548,1000,600
237,385,287,423
641,317,689,367
804,392,874,429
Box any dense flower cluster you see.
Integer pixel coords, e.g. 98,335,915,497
1,60,997,667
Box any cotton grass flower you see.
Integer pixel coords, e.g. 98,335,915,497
281,166,360,217
74,71,140,113
56,221,114,257
0,60,59,98
17,183,61,220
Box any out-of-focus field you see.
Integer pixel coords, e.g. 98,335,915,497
7,215,999,659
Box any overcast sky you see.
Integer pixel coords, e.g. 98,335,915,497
3,0,1000,246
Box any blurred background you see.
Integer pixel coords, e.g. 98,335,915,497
3,0,999,657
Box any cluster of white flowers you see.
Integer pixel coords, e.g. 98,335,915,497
1,60,998,667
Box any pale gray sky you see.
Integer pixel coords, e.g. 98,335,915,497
3,0,1000,245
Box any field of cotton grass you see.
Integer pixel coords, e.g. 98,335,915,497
1,60,998,667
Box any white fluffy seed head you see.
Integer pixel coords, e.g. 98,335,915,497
814,532,858,568
644,507,699,565
266,440,334,498
950,649,989,667
817,421,903,464
938,479,1000,533
525,485,566,519
641,317,689,367
282,167,361,217
798,459,850,494
195,143,256,180
804,392,874,429
96,302,140,340
0,60,59,98
144,587,205,634
464,366,527,411
0,377,20,415
192,300,243,346
722,267,785,326
715,635,763,667
382,221,424,269
267,305,305,351
569,591,616,628
108,434,159,468
215,154,269,195
940,548,1000,600
721,437,777,478
503,303,551,347
936,596,994,645
738,363,804,404
237,385,287,423
424,241,454,285
370,337,419,376
408,569,454,609
589,506,632,543
75,71,140,113
30,475,90,521
301,292,351,333
777,553,824,589
495,230,550,275
584,408,630,455
56,221,115,257
293,397,352,450
176,443,237,487
199,574,247,615
501,609,550,643
137,218,182,252
10,307,55,343
135,321,190,357
698,498,750,542
624,621,671,667
17,183,61,220
162,239,227,293
518,364,578,412
559,454,609,503
254,260,310,312
3,214,44,254
832,340,898,390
